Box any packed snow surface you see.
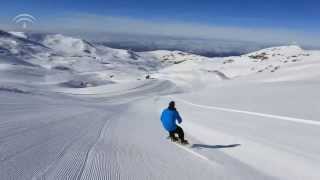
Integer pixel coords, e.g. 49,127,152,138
0,30,319,180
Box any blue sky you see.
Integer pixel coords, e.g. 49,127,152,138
1,0,320,46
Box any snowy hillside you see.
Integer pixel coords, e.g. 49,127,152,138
1,31,171,87
0,30,319,180
154,45,320,88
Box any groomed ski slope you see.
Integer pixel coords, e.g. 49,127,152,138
1,78,320,180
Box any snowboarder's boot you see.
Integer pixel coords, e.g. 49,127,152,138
179,139,189,145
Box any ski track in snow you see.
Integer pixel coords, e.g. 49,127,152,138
174,143,211,162
171,96,320,126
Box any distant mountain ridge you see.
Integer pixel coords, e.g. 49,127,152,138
92,33,269,57
2,29,319,87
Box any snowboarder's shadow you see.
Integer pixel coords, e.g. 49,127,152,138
191,144,241,149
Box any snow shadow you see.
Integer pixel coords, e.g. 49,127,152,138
191,144,241,149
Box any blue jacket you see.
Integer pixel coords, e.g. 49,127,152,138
160,108,182,132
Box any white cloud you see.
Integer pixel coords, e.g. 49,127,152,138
2,13,319,47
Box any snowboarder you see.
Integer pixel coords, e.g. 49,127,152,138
161,101,189,145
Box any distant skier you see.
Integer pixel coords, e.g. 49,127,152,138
161,101,189,145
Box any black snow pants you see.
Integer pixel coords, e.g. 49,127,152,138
169,125,185,141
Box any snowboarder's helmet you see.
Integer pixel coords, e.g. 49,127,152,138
169,101,175,109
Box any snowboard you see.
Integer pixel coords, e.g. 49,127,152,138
167,136,190,146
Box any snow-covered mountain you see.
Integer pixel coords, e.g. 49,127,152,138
0,31,167,88
1,29,320,92
3,31,318,84
152,45,320,89
0,31,214,88
0,30,50,66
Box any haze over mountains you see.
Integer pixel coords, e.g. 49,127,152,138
8,29,274,57
90,33,270,57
